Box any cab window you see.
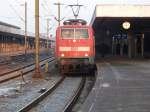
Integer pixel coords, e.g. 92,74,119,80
75,29,88,39
61,29,74,38
61,28,89,39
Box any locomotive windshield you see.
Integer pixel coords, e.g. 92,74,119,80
61,28,89,39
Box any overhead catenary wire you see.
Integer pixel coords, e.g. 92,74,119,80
9,4,25,22
0,16,19,19
40,1,56,34
67,4,84,19
6,0,59,34
6,0,25,23
42,0,49,12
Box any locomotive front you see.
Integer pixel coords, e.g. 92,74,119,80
56,19,95,74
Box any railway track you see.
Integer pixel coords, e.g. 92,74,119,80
0,56,55,83
17,76,85,112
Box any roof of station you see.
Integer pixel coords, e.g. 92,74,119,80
91,4,150,33
0,21,20,29
0,21,47,39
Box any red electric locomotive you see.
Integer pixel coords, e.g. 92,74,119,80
56,19,96,74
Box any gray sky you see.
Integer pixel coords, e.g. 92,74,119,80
1,0,150,35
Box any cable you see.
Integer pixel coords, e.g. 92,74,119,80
6,0,25,22
43,0,49,11
0,16,18,19
41,3,51,19
9,4,25,22
41,2,49,12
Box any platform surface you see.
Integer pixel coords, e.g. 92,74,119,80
80,58,150,112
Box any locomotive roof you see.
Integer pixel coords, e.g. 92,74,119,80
63,19,87,25
59,25,91,28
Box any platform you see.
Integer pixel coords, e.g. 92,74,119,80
80,58,150,112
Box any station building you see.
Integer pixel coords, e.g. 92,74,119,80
0,21,53,57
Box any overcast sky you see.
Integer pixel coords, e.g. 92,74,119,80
0,0,150,35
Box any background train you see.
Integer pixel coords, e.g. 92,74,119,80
55,19,96,74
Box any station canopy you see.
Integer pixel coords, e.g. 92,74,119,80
91,4,150,33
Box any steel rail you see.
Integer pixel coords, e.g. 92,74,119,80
17,76,65,112
17,76,85,112
0,56,55,83
0,56,54,76
62,76,86,112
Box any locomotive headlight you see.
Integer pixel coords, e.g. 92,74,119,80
61,53,64,57
85,53,88,57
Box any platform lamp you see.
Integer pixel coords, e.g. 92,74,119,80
122,21,131,58
122,21,131,30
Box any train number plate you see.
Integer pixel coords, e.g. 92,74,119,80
71,47,78,51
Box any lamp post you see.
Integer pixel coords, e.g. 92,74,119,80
122,21,132,58
21,1,28,57
46,18,51,55
141,34,144,57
